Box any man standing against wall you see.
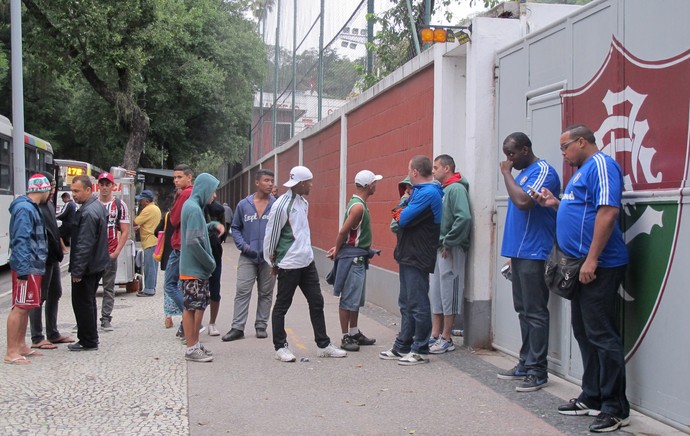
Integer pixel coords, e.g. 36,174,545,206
428,155,471,354
497,132,560,392
68,175,109,351
97,172,130,331
223,169,276,342
165,164,194,338
380,156,443,365
535,125,629,432
327,170,381,352
4,174,50,364
134,190,162,297
264,166,346,362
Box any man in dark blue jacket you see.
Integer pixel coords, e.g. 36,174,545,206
68,175,109,352
380,156,443,366
5,174,51,364
223,169,276,342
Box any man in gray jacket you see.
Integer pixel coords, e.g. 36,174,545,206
68,175,109,351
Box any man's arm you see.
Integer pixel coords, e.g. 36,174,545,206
263,199,288,267
500,160,535,211
112,202,131,259
580,205,619,284
327,203,364,259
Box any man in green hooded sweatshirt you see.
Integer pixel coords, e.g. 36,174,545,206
179,173,222,362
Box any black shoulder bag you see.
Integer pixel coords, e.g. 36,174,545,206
544,243,585,300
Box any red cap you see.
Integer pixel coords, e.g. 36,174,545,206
98,172,115,184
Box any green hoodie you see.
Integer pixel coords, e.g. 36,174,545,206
179,173,220,280
440,172,471,250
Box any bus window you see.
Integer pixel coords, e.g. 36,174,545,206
0,138,10,192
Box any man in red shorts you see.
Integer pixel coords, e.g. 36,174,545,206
4,174,51,364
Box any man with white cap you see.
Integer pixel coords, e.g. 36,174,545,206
327,170,382,351
264,165,347,362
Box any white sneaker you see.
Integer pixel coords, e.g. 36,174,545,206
198,325,206,334
275,347,296,362
317,343,347,358
397,352,428,366
207,324,220,336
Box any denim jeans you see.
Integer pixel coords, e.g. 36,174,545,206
511,258,550,378
142,246,158,295
272,262,330,350
232,256,275,331
572,265,629,419
163,249,185,313
393,264,431,354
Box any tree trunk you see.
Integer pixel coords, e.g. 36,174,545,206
121,105,150,171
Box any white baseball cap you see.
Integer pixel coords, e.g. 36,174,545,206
355,170,383,187
283,165,313,187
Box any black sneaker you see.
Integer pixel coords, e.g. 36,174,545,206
557,398,600,416
497,365,527,380
340,335,360,352
515,374,548,392
176,324,184,338
589,413,630,433
350,331,376,346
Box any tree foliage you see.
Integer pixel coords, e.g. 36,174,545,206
0,0,266,173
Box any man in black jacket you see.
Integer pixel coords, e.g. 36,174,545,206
68,175,109,351
57,192,77,247
29,172,74,349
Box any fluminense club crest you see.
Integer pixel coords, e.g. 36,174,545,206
561,37,690,360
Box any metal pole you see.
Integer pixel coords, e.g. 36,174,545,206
291,0,297,137
258,6,267,159
405,0,420,56
367,0,374,75
424,0,431,28
273,0,281,149
10,0,25,195
317,0,324,121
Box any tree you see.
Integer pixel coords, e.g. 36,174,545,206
13,0,265,171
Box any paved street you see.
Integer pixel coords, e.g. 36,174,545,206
0,246,680,435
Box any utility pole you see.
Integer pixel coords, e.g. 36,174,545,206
367,0,374,75
272,0,281,149
10,0,25,194
317,0,324,121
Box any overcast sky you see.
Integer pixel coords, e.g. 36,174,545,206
259,0,490,57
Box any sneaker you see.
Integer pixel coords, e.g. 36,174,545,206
221,328,245,342
100,320,114,332
185,348,213,363
497,365,527,380
397,352,428,366
428,336,438,347
341,335,360,352
317,343,347,358
176,324,184,338
589,413,630,433
71,324,78,333
200,344,213,356
198,325,206,334
255,328,268,339
557,398,600,416
350,331,376,346
379,349,404,360
515,374,549,392
275,347,296,362
429,337,455,354
207,324,220,336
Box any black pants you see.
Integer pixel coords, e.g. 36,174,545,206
29,260,63,343
272,262,330,350
572,265,629,418
72,272,102,348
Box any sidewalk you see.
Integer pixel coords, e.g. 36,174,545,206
0,245,681,435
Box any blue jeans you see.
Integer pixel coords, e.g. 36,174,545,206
511,258,549,378
572,265,629,419
393,264,431,354
143,246,158,295
163,249,184,313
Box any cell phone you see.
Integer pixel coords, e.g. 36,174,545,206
526,185,537,195
501,264,512,281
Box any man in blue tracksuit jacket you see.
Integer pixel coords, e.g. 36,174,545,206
380,156,443,366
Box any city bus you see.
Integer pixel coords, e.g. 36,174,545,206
54,158,103,214
0,115,55,267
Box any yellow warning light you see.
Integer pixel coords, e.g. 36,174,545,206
420,28,433,43
433,28,447,43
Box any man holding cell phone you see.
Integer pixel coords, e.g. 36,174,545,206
497,132,560,392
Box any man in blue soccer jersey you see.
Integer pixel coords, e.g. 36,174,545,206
534,124,630,433
497,132,560,392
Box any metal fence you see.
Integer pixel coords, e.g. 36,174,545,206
249,0,374,163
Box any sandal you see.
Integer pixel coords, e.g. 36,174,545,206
49,336,76,344
32,340,58,350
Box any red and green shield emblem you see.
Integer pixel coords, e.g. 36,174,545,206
562,38,690,359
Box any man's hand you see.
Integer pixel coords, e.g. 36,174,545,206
71,275,82,283
216,223,225,235
110,250,120,260
326,246,336,260
579,257,598,284
531,187,560,209
499,160,514,176
440,247,451,259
